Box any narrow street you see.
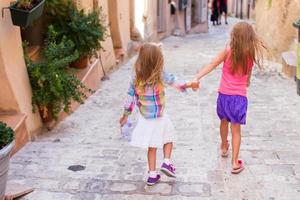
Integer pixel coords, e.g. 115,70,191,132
9,19,300,200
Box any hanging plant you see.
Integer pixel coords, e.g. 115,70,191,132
8,0,46,27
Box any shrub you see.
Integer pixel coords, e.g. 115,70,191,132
45,0,108,59
0,122,14,149
25,26,93,120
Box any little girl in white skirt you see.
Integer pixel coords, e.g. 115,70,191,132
120,43,199,185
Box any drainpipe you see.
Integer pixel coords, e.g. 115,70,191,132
235,0,238,18
294,20,300,95
240,0,243,19
247,0,250,19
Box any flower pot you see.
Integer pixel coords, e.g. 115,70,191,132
38,106,53,123
9,0,46,28
70,57,89,69
0,141,15,200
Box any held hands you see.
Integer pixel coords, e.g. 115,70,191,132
185,81,200,91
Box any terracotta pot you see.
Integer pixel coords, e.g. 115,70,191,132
38,106,53,123
70,57,89,69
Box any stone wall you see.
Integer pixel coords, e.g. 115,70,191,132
255,0,300,60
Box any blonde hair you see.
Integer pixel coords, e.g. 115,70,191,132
230,22,267,75
134,43,164,89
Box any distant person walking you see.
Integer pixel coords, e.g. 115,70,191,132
210,0,219,25
218,0,228,24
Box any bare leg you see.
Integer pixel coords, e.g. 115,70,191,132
231,124,241,168
163,142,173,159
148,147,157,171
220,119,229,153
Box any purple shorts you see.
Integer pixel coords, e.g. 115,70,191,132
217,93,248,125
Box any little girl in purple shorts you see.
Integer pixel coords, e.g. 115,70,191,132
193,22,267,174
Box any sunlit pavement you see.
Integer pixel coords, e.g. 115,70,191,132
9,18,300,200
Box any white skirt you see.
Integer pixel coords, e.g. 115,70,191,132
130,113,176,149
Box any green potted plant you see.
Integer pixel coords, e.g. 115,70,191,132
25,26,93,121
8,0,46,27
53,7,108,68
0,122,15,199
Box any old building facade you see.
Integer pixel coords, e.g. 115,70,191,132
0,0,208,153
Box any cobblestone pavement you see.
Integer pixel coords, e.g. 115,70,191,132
9,19,300,200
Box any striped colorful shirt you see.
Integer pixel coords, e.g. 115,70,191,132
124,72,186,119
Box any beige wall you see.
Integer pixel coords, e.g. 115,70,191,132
0,1,42,136
157,0,176,40
98,0,116,72
0,53,18,112
255,0,300,60
131,0,158,41
227,0,254,19
108,0,131,51
0,54,19,112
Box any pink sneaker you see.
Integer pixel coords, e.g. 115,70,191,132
146,174,161,186
161,163,176,177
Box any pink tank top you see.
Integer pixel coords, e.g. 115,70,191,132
219,49,254,97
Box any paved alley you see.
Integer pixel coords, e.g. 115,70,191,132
8,19,300,200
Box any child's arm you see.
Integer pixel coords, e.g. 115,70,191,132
163,72,185,92
194,49,227,81
120,80,136,126
163,72,198,92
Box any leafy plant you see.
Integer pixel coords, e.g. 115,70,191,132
16,0,42,10
45,0,75,22
53,6,108,58
43,25,80,68
25,26,93,120
0,122,14,149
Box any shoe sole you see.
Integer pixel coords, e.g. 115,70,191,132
146,179,160,186
161,168,176,178
231,167,245,174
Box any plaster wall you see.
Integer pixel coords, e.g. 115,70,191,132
0,1,42,136
255,0,300,60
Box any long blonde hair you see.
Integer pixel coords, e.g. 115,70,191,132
134,43,164,89
230,22,267,75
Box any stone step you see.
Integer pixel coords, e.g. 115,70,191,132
27,45,41,61
0,113,28,156
5,183,34,200
282,51,297,79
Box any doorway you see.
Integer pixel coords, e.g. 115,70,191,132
191,0,207,27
